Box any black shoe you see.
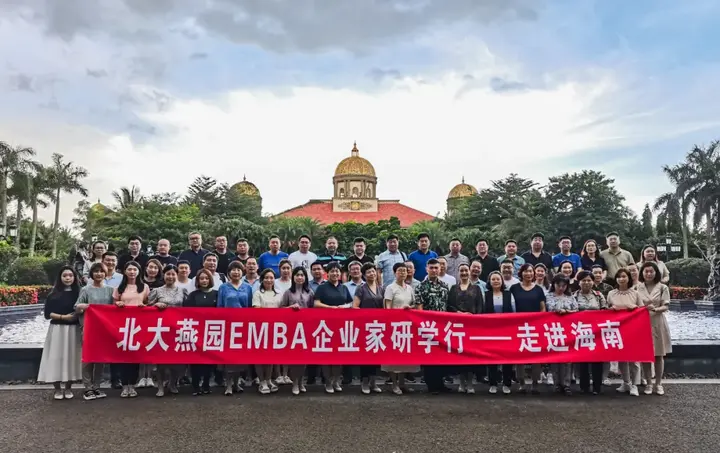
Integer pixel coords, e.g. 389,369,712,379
202,388,211,395
180,376,192,386
405,376,416,383
444,376,453,384
112,381,123,390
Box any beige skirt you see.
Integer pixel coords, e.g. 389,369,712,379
37,324,83,383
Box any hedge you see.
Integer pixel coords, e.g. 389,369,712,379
666,258,709,287
6,256,51,286
669,286,708,301
0,286,39,307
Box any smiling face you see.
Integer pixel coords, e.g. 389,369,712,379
585,241,597,254
500,263,513,277
535,266,546,281
458,265,470,281
349,263,362,279
280,262,292,279
364,267,377,283
262,271,275,290
643,247,656,261
157,239,170,255
489,273,503,289
92,242,106,258
164,269,177,286
229,267,243,282
293,270,306,286
178,263,190,279
470,261,482,279
642,265,656,282
592,267,604,283
197,272,211,289
204,255,218,273
61,269,75,287
327,267,341,283
298,237,311,253
125,264,139,280
91,266,106,282
521,266,534,282
102,255,117,273
146,262,159,278
560,262,574,277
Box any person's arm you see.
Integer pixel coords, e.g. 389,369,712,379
661,263,670,284
148,288,158,305
75,288,89,312
352,292,362,309
655,285,670,313
252,291,262,308
447,287,457,313
474,287,484,314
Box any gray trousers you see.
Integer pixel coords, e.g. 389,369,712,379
619,362,640,385
551,363,572,388
82,363,103,390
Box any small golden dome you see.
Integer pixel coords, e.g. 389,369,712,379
90,199,110,213
448,177,478,199
334,142,376,177
230,175,261,197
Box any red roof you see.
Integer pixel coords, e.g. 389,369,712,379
277,200,434,227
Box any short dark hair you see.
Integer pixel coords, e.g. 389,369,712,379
606,231,620,238
550,274,571,295
426,258,439,266
449,237,461,243
638,261,661,284
591,264,604,271
505,239,517,246
361,262,376,275
228,261,245,273
89,262,106,277
558,235,571,242
237,237,248,244
393,262,407,273
576,270,593,282
531,232,544,240
501,259,514,266
417,233,430,241
386,234,399,242
177,260,191,268
353,237,366,244
310,261,324,270
476,238,488,245
102,251,118,259
518,263,534,276
279,258,292,270
325,262,342,272
269,235,280,241
127,235,142,244
298,234,311,242
203,253,219,262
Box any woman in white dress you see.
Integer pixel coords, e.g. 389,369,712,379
38,266,83,400
252,268,284,394
382,262,420,395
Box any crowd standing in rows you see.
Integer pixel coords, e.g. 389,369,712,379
40,231,671,400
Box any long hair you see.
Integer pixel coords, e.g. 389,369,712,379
580,239,599,257
533,263,550,290
259,268,277,294
50,265,81,298
144,258,163,281
289,267,310,294
549,274,571,296
118,261,145,295
639,245,658,263
487,271,506,292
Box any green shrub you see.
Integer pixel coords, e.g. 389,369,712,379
0,241,19,282
6,256,50,286
666,258,709,287
42,258,68,285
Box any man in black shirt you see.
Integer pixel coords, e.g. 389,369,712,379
471,238,499,282
154,239,178,267
520,233,553,269
213,235,235,275
232,238,252,265
316,236,347,269
118,235,150,271
343,237,374,280
178,231,209,278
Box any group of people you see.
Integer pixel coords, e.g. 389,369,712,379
39,230,672,401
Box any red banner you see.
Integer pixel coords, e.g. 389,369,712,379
82,305,654,365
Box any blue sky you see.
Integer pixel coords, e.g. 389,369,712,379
1,0,719,226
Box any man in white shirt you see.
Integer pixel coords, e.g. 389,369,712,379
436,256,456,289
288,235,318,273
176,260,196,293
500,260,520,289
191,253,225,290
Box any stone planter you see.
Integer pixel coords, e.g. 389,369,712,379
0,304,44,317
669,299,697,310
695,301,720,311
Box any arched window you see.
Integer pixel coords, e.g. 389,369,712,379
366,187,372,198
351,187,359,198
339,188,345,198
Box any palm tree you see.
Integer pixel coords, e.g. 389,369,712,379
112,185,142,209
665,140,720,300
27,165,55,256
7,168,32,248
48,153,88,258
0,142,35,231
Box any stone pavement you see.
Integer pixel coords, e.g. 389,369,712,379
1,384,718,453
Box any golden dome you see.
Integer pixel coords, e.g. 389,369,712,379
334,142,376,177
230,175,261,197
90,199,110,213
448,177,478,199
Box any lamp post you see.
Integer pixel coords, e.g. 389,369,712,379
656,234,682,261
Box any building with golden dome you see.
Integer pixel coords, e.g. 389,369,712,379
229,175,262,199
277,142,434,227
447,177,478,214
227,175,262,218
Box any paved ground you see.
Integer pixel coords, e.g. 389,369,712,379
1,384,718,453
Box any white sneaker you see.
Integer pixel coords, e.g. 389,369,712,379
546,374,555,386
644,384,653,395
120,386,129,398
269,381,279,393
259,381,271,395
224,384,233,396
629,385,639,396
63,389,74,399
602,378,611,386
392,385,403,395
540,372,547,384
300,383,307,393
292,384,300,395
53,389,64,400
489,386,498,394
656,385,665,396
502,386,511,395
467,386,475,395
156,388,165,397
641,378,647,386
371,384,382,393
275,376,285,385
333,381,343,392
617,383,631,393
146,378,155,388
324,383,334,394
458,382,466,393
137,378,147,388
361,382,370,395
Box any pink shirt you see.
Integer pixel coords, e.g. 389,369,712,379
113,283,149,306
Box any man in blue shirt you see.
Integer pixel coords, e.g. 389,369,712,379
552,235,582,272
408,233,438,281
257,235,289,277
497,239,525,277
309,261,326,293
376,234,408,286
316,236,347,269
